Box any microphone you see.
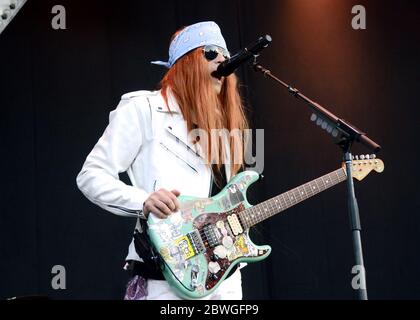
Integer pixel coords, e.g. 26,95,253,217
212,35,272,78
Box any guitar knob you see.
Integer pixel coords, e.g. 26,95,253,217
365,154,370,160
355,155,359,160
208,261,221,274
211,274,218,280
213,245,228,259
372,154,376,159
360,155,365,160
222,236,234,249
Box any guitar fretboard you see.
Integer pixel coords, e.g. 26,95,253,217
239,168,347,229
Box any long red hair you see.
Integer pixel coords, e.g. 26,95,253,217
160,43,248,180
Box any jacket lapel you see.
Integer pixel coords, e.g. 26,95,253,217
157,89,232,180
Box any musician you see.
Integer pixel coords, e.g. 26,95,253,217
76,21,248,300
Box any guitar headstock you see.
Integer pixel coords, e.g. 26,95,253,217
344,154,385,181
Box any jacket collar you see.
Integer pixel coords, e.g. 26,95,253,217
156,89,182,114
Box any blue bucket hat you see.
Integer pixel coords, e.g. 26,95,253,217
151,21,228,69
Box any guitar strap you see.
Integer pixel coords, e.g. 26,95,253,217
131,220,165,280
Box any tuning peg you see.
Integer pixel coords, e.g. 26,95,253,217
355,155,359,160
371,154,376,159
360,155,365,160
365,154,370,160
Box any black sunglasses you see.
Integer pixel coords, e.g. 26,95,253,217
202,45,230,61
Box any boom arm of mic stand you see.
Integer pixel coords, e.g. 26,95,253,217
252,62,381,153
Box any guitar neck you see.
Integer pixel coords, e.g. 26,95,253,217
240,168,347,229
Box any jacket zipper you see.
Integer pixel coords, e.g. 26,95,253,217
159,142,198,173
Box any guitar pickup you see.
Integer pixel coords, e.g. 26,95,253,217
227,214,243,236
203,224,221,248
188,230,206,254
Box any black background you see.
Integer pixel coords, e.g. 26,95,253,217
0,0,418,299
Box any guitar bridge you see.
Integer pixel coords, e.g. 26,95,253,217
188,229,206,254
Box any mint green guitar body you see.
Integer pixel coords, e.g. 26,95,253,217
147,171,271,299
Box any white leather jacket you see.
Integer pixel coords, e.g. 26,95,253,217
76,89,231,261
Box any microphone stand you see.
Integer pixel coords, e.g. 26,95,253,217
252,60,381,300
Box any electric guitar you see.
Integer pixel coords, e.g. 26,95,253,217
147,156,384,299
